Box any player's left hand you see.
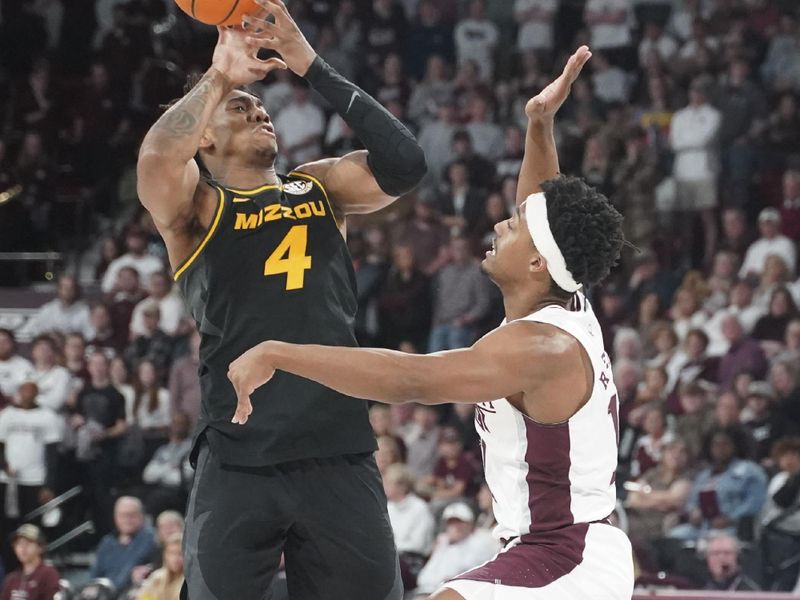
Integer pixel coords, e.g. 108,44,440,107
525,46,591,122
228,342,277,425
241,0,317,76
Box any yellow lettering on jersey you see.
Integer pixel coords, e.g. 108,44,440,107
234,201,327,231
234,213,260,230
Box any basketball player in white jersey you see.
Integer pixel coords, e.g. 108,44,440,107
227,46,635,600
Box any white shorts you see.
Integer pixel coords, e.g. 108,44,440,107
438,523,633,600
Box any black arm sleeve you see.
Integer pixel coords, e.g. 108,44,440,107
303,56,427,196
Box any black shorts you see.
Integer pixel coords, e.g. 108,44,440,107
181,437,402,600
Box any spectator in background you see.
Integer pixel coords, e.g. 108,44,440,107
463,94,504,161
124,302,173,374
447,130,496,191
780,169,800,241
71,351,128,534
626,439,693,549
513,0,558,59
90,496,158,594
703,531,761,592
739,208,797,279
135,533,184,600
670,428,767,541
101,227,164,295
590,52,630,105
427,426,479,510
128,360,171,461
454,1,498,82
753,286,798,348
630,406,674,480
408,56,453,127
669,74,721,267
417,97,459,189
141,413,192,518
414,502,498,598
376,434,403,477
392,195,450,276
704,279,764,356
87,303,121,352
717,208,752,264
771,359,800,425
428,236,491,352
0,329,34,405
384,463,435,556
168,329,201,426
638,21,678,67
30,335,71,413
718,314,768,390
403,404,441,479
378,244,431,350
673,383,712,459
406,1,453,81
64,332,90,388
130,272,185,338
1,524,60,600
741,382,793,466
0,382,61,521
761,437,800,538
713,392,742,430
274,79,324,169
584,0,634,67
108,266,146,341
437,161,486,235
26,273,92,338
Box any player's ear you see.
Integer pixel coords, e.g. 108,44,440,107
529,252,547,276
198,129,214,150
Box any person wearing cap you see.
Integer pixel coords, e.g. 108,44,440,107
414,502,499,597
669,73,721,268
1,524,61,600
739,208,797,279
229,47,638,599
101,226,164,295
742,382,794,465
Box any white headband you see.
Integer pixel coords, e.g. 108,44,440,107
524,192,582,293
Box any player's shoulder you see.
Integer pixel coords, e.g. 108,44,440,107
492,319,583,361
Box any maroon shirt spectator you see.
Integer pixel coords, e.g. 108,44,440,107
391,195,450,276
108,266,146,344
430,426,479,502
718,314,768,390
1,524,60,600
378,244,432,350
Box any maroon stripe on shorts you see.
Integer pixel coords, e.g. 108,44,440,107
454,522,590,588
523,418,574,533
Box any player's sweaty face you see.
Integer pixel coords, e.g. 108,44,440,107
485,205,534,280
210,90,277,155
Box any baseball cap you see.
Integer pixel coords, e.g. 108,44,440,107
13,524,45,546
747,381,775,401
442,502,474,523
758,208,780,223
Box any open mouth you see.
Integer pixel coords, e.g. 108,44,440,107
485,238,497,257
255,125,275,136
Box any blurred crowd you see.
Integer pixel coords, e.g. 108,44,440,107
1,0,800,597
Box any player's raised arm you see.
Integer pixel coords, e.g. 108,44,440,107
243,0,427,217
227,320,586,424
515,46,591,206
137,27,286,261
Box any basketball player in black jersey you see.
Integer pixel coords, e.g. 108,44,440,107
136,1,425,598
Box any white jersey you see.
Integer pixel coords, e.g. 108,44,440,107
476,293,619,542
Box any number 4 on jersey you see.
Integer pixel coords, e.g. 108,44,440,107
264,225,312,290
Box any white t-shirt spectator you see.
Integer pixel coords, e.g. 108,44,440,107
415,530,500,593
670,103,721,182
142,439,192,488
639,32,678,66
129,292,186,338
454,17,499,81
274,100,325,166
704,306,766,357
584,0,633,50
126,388,171,430
514,0,558,51
102,253,165,294
592,66,630,103
465,122,505,161
387,493,435,555
0,406,63,486
26,299,93,338
740,241,797,279
0,356,34,400
33,365,72,412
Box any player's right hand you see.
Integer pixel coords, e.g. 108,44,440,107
525,46,591,123
211,25,287,87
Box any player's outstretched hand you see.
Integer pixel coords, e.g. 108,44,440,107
242,0,317,76
212,25,287,87
228,342,277,425
525,46,591,123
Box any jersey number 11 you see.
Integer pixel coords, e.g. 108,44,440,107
264,225,312,290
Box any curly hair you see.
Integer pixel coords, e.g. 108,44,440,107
540,175,624,292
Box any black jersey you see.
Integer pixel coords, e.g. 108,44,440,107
175,171,376,466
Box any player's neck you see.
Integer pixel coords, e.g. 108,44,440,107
502,286,566,321
213,163,281,190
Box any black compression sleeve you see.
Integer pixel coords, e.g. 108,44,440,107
304,56,427,196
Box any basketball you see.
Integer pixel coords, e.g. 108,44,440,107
174,0,260,27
